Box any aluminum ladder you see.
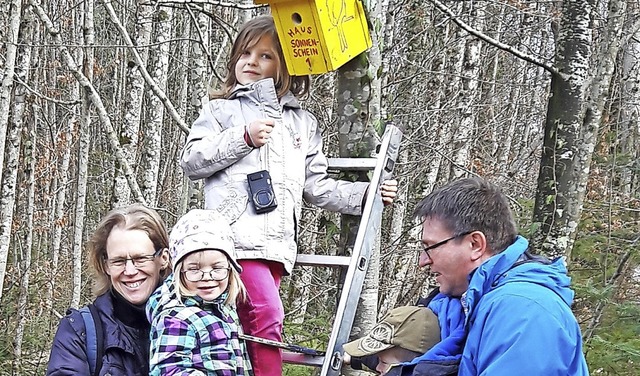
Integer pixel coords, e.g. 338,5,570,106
281,124,403,375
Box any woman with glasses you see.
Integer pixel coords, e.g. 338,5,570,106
146,209,252,375
47,204,172,376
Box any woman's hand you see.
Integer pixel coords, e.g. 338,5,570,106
246,119,275,147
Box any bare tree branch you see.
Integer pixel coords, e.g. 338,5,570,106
152,0,265,9
583,251,632,341
14,74,81,106
29,0,148,205
102,0,190,134
428,0,559,75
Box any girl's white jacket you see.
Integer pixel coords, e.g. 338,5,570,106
180,78,368,273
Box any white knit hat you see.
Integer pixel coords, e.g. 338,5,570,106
169,209,241,272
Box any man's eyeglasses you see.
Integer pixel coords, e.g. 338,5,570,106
105,248,163,271
421,231,473,259
182,267,230,282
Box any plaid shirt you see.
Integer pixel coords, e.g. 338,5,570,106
147,275,253,376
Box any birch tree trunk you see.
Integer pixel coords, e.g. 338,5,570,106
0,81,21,305
451,2,484,178
71,1,95,307
46,91,76,311
532,0,626,258
532,0,591,258
336,0,389,372
0,0,22,301
439,2,465,183
141,6,173,205
379,149,412,313
190,4,211,114
11,6,35,370
13,123,36,376
0,0,21,176
423,30,449,192
619,30,640,197
113,0,153,207
180,5,211,213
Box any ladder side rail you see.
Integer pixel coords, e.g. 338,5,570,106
320,125,402,376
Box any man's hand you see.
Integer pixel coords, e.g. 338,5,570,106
246,119,275,147
342,352,351,365
380,179,398,206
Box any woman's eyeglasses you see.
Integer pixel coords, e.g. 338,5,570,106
105,248,163,271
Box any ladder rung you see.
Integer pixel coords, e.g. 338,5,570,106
295,254,351,267
327,157,377,171
282,351,324,366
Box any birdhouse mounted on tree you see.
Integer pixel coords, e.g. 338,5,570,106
254,0,372,75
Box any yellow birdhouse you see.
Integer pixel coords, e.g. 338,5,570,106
254,0,372,75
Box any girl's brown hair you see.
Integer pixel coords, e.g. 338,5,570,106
89,204,171,296
211,15,310,99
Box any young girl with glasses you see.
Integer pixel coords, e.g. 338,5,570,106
146,209,252,375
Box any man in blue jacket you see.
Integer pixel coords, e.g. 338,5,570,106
413,177,589,375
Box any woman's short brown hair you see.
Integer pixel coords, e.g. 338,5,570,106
89,204,171,296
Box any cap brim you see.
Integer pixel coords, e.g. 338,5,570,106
342,337,393,357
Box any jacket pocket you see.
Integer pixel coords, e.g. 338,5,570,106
205,175,249,224
99,361,134,376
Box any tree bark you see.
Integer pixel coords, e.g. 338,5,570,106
141,6,173,205
11,6,35,369
0,71,22,304
618,29,640,197
113,0,153,207
0,0,23,300
71,0,95,307
533,0,626,258
451,1,484,178
336,0,389,372
0,0,21,176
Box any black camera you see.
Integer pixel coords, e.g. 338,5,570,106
247,170,277,214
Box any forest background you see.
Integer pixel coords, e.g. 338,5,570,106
0,0,638,375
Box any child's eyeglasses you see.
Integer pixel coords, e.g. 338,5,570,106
182,267,230,282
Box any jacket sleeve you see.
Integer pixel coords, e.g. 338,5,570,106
301,112,368,215
349,354,379,372
46,311,92,376
386,360,459,376
180,101,254,181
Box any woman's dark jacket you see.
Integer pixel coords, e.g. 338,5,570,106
46,290,151,376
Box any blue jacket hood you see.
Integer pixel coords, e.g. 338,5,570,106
458,236,589,376
463,236,574,322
